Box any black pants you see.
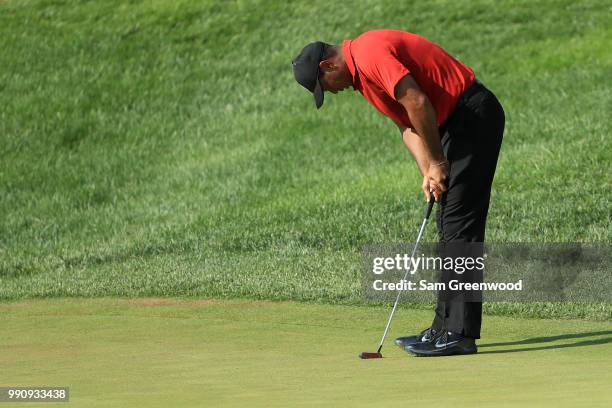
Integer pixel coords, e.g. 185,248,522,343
430,81,505,339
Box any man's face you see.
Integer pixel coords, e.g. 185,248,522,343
319,58,352,94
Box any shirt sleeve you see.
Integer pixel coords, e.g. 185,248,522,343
360,51,410,100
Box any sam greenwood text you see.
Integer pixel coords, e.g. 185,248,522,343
372,280,523,291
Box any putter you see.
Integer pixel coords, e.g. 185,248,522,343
359,196,436,359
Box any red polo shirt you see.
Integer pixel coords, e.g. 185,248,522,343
342,30,475,128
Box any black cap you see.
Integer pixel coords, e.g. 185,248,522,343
292,42,326,109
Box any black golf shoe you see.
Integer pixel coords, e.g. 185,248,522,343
394,328,438,348
405,331,477,356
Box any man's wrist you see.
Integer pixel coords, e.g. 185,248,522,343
430,159,449,167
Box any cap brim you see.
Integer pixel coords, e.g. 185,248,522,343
313,77,324,109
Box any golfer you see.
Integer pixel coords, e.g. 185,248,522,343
292,30,505,356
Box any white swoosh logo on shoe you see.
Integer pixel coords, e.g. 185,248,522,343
435,340,461,348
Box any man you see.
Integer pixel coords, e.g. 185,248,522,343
292,30,505,356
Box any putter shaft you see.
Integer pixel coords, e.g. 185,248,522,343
377,198,435,352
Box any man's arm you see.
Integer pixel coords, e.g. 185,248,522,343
396,124,429,176
394,75,448,202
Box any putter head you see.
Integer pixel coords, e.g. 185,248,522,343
359,351,382,359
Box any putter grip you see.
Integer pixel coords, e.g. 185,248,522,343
424,197,435,219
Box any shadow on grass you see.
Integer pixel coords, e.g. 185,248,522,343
478,330,612,354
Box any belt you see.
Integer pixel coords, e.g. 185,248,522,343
440,79,484,134
457,79,484,107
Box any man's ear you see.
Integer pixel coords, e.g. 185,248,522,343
319,59,336,73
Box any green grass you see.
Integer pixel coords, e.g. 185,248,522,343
0,0,611,317
1,299,611,407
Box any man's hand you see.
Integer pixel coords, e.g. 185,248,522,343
399,126,449,202
423,161,449,202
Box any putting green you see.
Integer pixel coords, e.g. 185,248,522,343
1,299,610,407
